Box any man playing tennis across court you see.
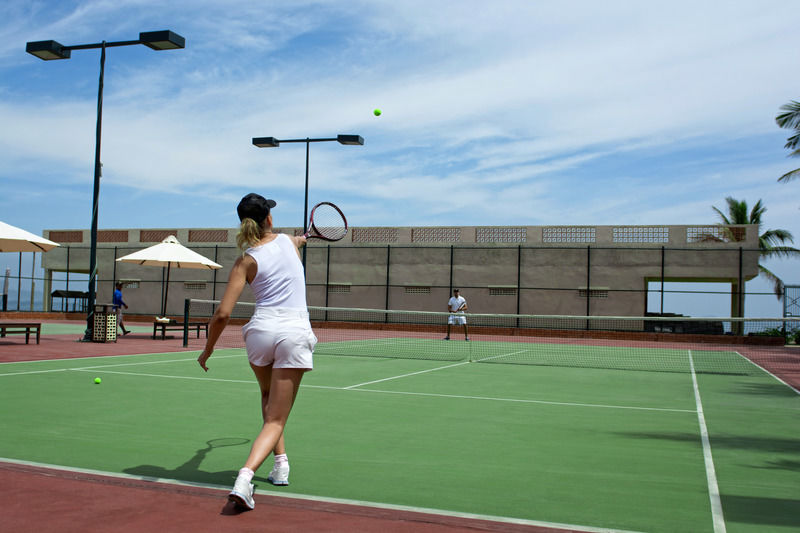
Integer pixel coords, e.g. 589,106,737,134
197,192,316,511
444,288,469,341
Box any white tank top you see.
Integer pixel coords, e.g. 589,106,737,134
245,233,307,309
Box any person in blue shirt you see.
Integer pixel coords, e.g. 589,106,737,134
113,282,130,336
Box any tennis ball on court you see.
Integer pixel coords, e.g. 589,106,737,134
94,377,102,384
373,108,382,116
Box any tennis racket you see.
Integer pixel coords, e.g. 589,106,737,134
304,202,348,241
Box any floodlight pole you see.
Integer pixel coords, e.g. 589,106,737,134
87,42,106,341
252,135,364,269
26,31,185,340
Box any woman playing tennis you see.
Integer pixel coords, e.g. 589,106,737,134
197,192,316,511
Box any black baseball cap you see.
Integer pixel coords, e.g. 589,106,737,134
237,193,277,223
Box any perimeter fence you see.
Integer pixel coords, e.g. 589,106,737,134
9,243,793,319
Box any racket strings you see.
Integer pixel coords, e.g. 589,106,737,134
311,204,347,240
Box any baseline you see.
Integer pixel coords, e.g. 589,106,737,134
0,457,643,533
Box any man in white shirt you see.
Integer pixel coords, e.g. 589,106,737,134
445,289,469,341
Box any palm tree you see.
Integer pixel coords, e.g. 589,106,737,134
775,100,800,183
712,197,800,299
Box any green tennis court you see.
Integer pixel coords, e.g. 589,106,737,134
1,336,798,532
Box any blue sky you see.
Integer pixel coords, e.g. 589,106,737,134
1,1,799,316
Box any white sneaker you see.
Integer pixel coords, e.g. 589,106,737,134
267,462,290,486
228,473,255,510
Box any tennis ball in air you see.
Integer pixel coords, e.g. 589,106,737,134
373,108,382,116
94,377,102,384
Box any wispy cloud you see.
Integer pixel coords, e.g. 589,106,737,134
0,0,797,242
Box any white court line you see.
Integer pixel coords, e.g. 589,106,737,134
4,351,696,413
344,349,530,389
338,387,696,413
0,457,640,533
473,349,530,363
63,366,693,413
0,368,70,377
68,368,252,384
0,457,644,533
344,360,470,389
70,353,242,371
0,350,194,365
688,350,727,533
0,353,242,378
733,350,800,395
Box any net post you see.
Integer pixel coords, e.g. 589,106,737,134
183,298,190,348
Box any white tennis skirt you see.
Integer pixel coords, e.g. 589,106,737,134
242,307,317,369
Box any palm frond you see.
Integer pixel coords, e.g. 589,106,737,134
785,132,800,151
711,206,731,225
758,264,786,300
759,246,800,261
778,167,800,182
761,228,795,243
715,197,748,225
776,100,800,130
749,199,766,224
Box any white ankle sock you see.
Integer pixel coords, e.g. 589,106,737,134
274,453,288,466
238,467,254,482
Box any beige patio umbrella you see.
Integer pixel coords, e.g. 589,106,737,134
0,221,60,252
115,235,222,318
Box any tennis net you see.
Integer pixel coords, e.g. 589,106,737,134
185,298,800,377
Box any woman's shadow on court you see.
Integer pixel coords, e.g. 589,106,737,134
123,437,263,514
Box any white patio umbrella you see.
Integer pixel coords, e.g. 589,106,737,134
115,235,222,317
0,221,60,252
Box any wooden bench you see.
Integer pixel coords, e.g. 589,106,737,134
152,320,208,340
0,322,42,344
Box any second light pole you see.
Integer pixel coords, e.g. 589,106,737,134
252,134,364,268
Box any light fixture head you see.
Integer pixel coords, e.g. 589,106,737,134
252,137,281,148
337,134,364,146
26,40,70,60
139,30,185,50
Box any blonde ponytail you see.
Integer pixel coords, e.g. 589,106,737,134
236,218,264,250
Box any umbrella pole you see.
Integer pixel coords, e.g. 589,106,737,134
162,263,171,318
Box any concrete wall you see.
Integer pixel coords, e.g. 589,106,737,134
42,224,760,317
